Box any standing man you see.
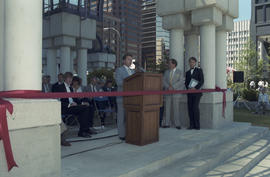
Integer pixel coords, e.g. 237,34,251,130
185,57,204,130
115,53,135,140
163,59,184,129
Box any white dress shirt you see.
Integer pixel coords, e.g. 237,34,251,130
190,67,196,75
64,82,74,104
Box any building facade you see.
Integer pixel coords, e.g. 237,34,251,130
141,0,170,71
251,0,270,79
226,20,250,68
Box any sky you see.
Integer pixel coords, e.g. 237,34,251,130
236,0,251,21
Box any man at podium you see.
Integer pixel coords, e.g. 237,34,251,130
115,53,135,140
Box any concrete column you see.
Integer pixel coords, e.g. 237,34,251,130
185,34,199,73
78,49,88,86
47,49,57,83
216,30,227,89
200,24,216,89
4,0,42,90
70,51,76,73
60,46,71,74
170,29,185,75
0,0,4,91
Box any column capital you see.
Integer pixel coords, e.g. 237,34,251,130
216,15,234,32
162,13,191,31
191,7,223,27
184,26,199,36
76,39,93,49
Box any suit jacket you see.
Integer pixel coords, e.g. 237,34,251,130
115,65,135,91
42,83,52,92
163,68,184,90
52,82,62,92
54,83,81,113
185,67,204,95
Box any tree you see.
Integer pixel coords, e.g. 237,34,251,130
235,39,260,83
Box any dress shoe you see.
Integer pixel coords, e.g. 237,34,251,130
88,129,98,135
61,139,71,146
78,132,92,138
176,126,181,130
119,137,125,141
162,125,170,128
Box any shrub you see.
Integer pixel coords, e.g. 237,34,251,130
242,88,258,101
87,68,115,85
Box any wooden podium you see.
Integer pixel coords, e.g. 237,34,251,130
123,72,163,146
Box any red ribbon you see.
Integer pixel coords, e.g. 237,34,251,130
0,88,227,172
0,99,18,171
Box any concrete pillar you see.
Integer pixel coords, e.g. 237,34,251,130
216,30,227,89
78,49,88,86
70,51,76,73
4,0,42,90
46,49,57,83
185,34,199,73
200,24,216,89
60,46,71,74
0,0,4,91
170,29,185,75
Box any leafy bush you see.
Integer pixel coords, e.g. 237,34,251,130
241,88,258,101
87,68,115,85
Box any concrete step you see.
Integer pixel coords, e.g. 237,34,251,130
244,153,270,177
204,132,270,177
146,126,269,177
117,123,252,177
62,123,257,177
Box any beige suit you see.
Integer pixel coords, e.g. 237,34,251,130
163,68,185,127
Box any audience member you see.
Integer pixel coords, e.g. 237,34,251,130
42,75,52,92
54,72,92,138
52,73,64,92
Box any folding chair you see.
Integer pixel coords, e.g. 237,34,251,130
93,96,115,128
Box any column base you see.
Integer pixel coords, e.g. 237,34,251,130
178,91,234,129
0,99,61,177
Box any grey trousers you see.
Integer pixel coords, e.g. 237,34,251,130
117,97,125,138
163,94,181,127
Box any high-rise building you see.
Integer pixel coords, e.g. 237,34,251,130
91,0,142,67
226,20,250,69
114,0,142,65
141,0,170,71
251,0,270,79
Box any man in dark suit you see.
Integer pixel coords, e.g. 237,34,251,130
54,72,92,138
52,73,64,92
185,57,204,130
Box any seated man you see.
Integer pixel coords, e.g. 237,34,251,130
255,88,269,114
54,72,92,138
71,76,96,134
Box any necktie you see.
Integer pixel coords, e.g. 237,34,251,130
169,70,173,85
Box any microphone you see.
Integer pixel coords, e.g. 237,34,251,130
134,62,146,73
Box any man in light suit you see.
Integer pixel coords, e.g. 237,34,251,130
115,53,135,140
163,59,184,129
